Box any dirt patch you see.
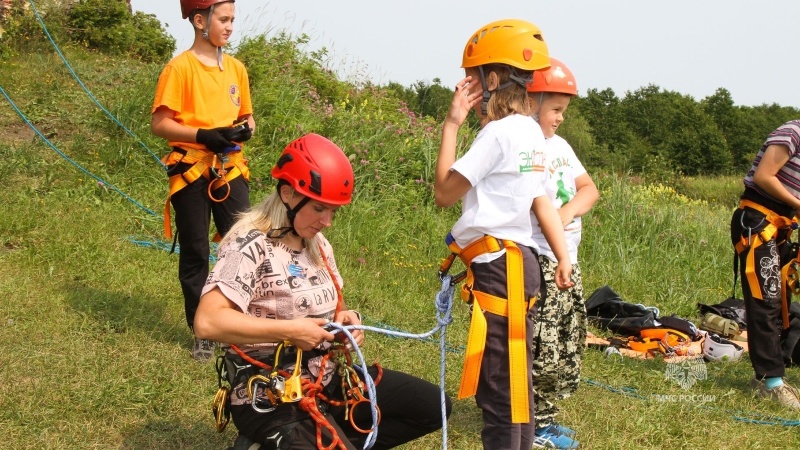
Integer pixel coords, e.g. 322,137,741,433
0,122,35,145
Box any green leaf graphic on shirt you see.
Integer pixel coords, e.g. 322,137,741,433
556,172,575,206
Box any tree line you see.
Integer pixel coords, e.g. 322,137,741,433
389,79,800,179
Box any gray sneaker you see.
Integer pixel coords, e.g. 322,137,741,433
750,377,800,409
191,338,216,362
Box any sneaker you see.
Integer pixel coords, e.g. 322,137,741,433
750,377,800,410
550,423,577,438
191,338,216,362
532,425,579,449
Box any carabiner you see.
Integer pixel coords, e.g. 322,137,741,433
246,375,279,413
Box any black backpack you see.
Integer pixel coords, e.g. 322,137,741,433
585,285,658,336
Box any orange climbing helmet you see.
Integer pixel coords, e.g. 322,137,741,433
461,19,550,71
272,133,354,206
180,0,234,19
527,57,577,96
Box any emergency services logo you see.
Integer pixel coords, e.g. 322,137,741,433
229,84,241,107
664,356,707,390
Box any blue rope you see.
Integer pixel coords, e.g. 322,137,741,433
0,84,158,217
129,236,218,263
325,275,455,450
27,0,167,170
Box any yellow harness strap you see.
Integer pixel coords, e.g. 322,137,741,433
162,148,250,238
451,235,533,424
736,199,796,328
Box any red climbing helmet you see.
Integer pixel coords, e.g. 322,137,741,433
527,57,578,96
180,0,234,19
271,134,354,205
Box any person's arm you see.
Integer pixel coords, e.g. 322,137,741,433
193,287,335,351
151,105,198,142
532,196,575,289
435,76,479,208
558,173,599,227
752,144,800,211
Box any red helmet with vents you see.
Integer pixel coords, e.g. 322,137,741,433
271,134,354,205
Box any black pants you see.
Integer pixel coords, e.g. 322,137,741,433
731,205,791,378
231,366,451,449
170,174,250,329
471,245,540,450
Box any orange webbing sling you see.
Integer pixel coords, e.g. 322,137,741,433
735,199,796,328
162,148,250,239
448,235,535,424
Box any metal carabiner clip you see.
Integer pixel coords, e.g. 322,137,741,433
246,375,279,413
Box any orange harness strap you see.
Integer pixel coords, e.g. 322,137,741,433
450,235,534,424
162,148,250,238
735,199,796,328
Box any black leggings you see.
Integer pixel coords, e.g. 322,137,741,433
232,366,451,450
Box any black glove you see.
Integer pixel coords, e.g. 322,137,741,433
196,127,236,153
220,121,253,143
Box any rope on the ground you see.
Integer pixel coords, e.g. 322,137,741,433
0,84,158,217
27,0,167,169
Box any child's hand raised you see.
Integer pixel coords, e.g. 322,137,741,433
444,76,480,127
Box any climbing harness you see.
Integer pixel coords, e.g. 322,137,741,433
162,146,250,239
439,233,536,424
627,328,692,356
734,199,799,329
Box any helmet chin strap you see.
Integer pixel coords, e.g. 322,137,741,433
478,66,534,117
199,4,224,70
532,92,544,122
267,182,311,238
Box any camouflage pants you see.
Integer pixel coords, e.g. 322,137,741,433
531,256,587,427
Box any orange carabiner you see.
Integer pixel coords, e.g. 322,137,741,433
208,153,231,202
347,387,381,433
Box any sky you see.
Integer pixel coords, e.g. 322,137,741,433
132,0,800,108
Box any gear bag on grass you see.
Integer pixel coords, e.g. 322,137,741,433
585,285,658,336
697,297,746,330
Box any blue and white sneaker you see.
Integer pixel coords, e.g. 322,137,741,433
532,425,579,449
550,423,576,438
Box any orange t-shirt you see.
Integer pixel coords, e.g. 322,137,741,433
152,50,253,151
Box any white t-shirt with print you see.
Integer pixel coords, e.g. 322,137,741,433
202,229,342,405
450,114,547,261
530,134,587,264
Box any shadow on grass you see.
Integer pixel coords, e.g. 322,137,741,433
64,281,189,348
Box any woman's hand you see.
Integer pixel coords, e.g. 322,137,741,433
288,318,336,351
335,309,365,349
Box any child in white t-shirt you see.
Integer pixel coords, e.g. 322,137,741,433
435,20,574,450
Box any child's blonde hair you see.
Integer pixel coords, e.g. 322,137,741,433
482,64,533,121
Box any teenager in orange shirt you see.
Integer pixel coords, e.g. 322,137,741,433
151,0,255,361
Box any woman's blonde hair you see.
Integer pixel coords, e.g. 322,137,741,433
483,64,533,121
220,188,324,266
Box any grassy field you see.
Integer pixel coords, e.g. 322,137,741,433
1,35,799,450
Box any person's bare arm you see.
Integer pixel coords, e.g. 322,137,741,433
752,144,800,211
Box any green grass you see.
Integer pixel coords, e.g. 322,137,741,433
1,34,799,450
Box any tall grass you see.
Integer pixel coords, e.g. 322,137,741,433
1,32,798,450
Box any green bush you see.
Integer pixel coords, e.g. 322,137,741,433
66,0,175,63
